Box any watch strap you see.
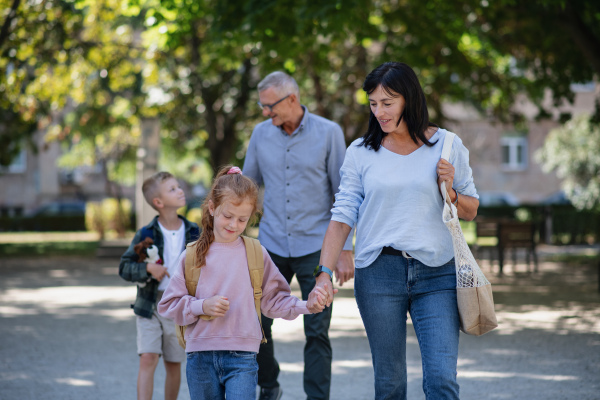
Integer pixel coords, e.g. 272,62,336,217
314,265,333,280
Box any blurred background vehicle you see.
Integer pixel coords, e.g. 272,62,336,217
477,192,520,207
0,201,87,232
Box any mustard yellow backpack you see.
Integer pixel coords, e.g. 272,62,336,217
176,236,267,348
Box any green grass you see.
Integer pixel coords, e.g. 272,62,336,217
545,253,600,265
0,241,99,257
0,232,103,257
0,231,136,257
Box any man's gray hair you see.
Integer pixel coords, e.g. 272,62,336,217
257,71,300,102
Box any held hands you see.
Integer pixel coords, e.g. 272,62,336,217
437,159,455,195
307,286,330,313
310,274,338,309
146,263,170,281
202,295,230,318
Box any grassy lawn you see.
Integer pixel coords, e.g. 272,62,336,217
0,232,100,243
0,241,99,257
0,231,134,257
0,224,481,257
544,252,600,264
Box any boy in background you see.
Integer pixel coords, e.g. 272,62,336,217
119,172,200,400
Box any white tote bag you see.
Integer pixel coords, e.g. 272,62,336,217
441,132,498,336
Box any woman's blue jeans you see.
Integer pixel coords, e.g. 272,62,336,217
186,350,258,400
354,253,460,400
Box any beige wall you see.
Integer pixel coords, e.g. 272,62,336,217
446,119,562,204
0,130,135,215
443,85,598,205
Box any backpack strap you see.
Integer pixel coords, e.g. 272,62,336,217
184,242,213,321
242,236,267,344
184,242,201,295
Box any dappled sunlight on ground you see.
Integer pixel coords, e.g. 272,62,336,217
458,371,579,381
1,252,599,399
55,377,96,386
0,286,134,320
496,307,600,334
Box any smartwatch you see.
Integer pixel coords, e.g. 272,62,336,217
313,265,333,281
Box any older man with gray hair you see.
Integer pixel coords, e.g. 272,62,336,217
243,71,354,400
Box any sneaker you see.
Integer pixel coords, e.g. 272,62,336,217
258,386,283,400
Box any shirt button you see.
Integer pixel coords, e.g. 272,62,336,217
287,216,290,219
287,200,290,203
287,183,290,186
286,166,289,169
288,233,291,236
287,149,290,152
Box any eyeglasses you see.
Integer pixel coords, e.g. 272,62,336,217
257,94,291,112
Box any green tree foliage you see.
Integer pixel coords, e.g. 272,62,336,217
1,0,599,195
0,0,86,166
536,115,600,210
470,0,600,120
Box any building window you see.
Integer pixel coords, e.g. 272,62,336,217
500,135,527,171
1,149,27,173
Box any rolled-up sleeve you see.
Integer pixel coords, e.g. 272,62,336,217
450,136,479,199
331,145,363,228
327,126,354,250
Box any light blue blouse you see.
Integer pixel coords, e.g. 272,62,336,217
331,128,478,268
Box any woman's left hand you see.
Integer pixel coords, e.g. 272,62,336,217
437,158,455,194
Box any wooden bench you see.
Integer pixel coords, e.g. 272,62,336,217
473,217,500,266
474,218,538,274
497,220,538,274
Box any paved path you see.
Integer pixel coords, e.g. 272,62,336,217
1,246,599,399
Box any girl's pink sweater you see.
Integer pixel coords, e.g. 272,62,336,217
157,237,310,353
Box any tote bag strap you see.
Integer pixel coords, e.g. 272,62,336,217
440,131,456,202
441,131,455,161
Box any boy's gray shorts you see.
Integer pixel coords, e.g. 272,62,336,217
136,309,185,363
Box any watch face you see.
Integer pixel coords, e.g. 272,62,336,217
313,265,321,277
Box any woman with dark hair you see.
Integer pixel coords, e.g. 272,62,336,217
311,62,480,399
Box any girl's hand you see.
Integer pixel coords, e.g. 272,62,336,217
437,158,455,196
202,295,230,317
307,286,332,313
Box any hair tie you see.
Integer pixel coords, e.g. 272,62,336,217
227,166,242,175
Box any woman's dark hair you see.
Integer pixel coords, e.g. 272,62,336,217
359,62,437,151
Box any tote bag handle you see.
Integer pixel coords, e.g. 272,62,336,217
439,131,456,209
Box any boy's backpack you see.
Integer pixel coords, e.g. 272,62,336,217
175,236,267,348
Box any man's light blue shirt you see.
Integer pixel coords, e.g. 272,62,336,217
243,106,352,258
331,128,478,268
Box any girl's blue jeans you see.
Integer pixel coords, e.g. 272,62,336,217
186,350,258,400
354,252,460,400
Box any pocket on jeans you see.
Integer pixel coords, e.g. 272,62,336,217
231,351,256,359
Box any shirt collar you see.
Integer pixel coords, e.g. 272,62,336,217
279,105,309,137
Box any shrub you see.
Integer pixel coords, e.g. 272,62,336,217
85,198,132,238
186,208,202,225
